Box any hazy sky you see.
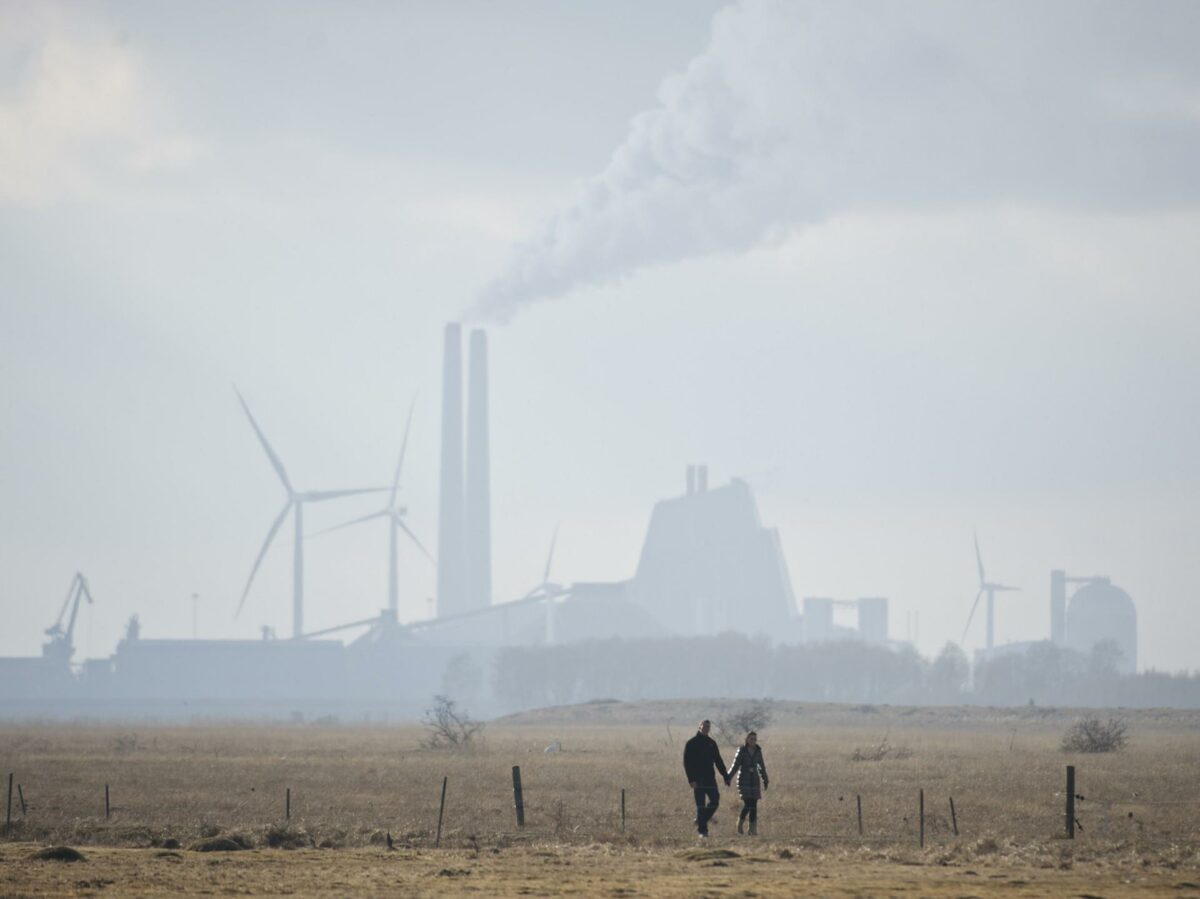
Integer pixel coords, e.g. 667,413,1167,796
2,1,1198,672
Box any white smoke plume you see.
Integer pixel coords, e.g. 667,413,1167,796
475,0,1200,321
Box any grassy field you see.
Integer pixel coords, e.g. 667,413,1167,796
2,701,1199,895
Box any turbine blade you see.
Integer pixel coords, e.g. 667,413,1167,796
311,509,389,537
303,486,389,502
234,386,293,493
397,518,436,564
236,501,292,618
79,576,94,605
391,395,417,507
961,587,985,644
974,530,985,585
543,526,559,586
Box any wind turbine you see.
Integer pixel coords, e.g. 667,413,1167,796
315,398,435,617
235,387,386,638
961,531,1020,652
519,528,570,643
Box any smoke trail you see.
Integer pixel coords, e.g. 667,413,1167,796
475,0,1200,321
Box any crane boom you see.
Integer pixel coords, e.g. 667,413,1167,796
65,575,93,647
46,572,84,637
43,572,93,666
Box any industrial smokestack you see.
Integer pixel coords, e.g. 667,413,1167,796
436,323,465,617
697,464,708,492
465,328,492,610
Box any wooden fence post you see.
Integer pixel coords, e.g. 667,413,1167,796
105,784,110,820
18,784,27,816
286,788,291,820
621,789,626,832
856,794,863,836
919,789,925,848
5,773,11,832
512,766,525,828
949,796,958,836
435,776,448,847
1066,765,1075,839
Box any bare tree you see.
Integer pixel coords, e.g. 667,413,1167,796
714,700,774,743
421,694,484,750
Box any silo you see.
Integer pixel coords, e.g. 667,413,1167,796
1050,569,1067,645
857,597,889,644
1065,581,1137,674
803,597,834,643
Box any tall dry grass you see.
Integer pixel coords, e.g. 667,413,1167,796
1,704,1197,858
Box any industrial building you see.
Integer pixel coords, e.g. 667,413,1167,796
800,596,890,645
1053,570,1138,674
628,469,796,638
973,568,1138,674
2,321,1022,722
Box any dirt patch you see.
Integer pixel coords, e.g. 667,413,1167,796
681,847,740,861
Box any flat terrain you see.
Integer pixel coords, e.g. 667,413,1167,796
5,840,1200,897
2,701,1199,896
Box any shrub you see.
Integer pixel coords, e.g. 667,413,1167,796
421,695,484,750
850,733,913,762
1061,717,1128,753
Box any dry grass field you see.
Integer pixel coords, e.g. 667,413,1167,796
2,701,1199,896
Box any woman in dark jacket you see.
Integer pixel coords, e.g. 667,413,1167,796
728,731,769,834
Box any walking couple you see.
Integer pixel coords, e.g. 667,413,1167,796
683,718,769,839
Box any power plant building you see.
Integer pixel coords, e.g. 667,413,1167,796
628,469,796,638
27,321,1172,721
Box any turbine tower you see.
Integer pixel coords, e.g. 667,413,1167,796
317,398,435,616
961,531,1019,652
519,528,570,644
235,387,384,638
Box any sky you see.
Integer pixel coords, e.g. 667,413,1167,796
2,0,1198,673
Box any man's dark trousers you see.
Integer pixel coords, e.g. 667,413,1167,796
693,785,720,835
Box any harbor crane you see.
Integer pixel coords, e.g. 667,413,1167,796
43,572,93,667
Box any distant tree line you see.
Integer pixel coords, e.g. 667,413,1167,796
491,635,1200,711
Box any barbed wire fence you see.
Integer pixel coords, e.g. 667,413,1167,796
2,763,1196,850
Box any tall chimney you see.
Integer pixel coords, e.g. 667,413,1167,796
465,328,492,610
1050,569,1066,645
436,323,465,617
697,464,708,492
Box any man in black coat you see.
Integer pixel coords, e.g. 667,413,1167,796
683,719,730,838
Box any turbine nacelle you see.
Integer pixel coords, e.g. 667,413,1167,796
312,396,435,617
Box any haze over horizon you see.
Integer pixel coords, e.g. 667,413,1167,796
2,1,1198,673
